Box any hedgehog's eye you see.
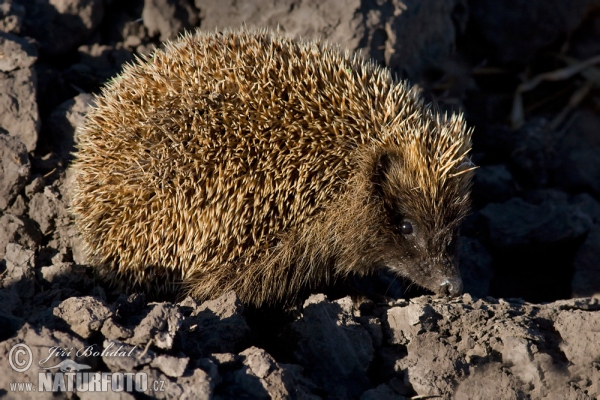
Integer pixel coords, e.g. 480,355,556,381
399,220,414,235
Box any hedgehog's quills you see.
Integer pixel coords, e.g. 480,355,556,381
70,28,474,306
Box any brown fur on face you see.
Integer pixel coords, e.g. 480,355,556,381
70,28,474,306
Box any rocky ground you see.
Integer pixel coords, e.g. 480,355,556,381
1,0,600,399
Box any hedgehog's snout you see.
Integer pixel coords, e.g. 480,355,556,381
438,276,463,297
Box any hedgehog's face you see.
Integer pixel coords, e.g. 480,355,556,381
372,150,473,297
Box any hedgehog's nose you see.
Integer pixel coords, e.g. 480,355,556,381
439,277,463,297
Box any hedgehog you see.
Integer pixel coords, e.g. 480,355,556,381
70,28,475,306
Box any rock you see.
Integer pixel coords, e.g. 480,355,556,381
0,0,25,34
196,0,466,81
0,67,40,151
0,134,30,210
469,0,594,64
459,237,494,298
291,294,373,398
572,226,600,298
178,367,215,400
0,32,37,72
24,176,45,199
553,308,600,392
22,0,105,56
126,303,182,350
100,317,134,341
0,311,24,342
571,193,600,224
41,262,86,286
151,354,189,377
143,0,198,41
398,333,468,397
233,347,296,400
360,384,406,400
9,194,26,216
508,119,559,189
385,301,442,345
0,323,88,397
0,213,42,258
53,296,113,339
183,291,250,356
471,164,516,207
2,243,35,299
481,197,591,249
28,186,61,235
47,93,94,161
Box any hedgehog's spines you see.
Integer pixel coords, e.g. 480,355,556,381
71,27,473,306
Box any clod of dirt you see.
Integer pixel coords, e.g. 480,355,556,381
1,243,35,299
0,134,30,210
28,186,61,236
181,291,251,356
0,32,39,151
53,296,112,339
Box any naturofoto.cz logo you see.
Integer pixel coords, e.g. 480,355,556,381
7,342,165,394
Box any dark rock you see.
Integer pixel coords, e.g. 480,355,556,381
481,197,591,249
509,119,560,189
0,134,30,210
361,384,407,400
553,111,600,196
572,226,600,298
459,237,494,298
22,0,105,56
571,193,600,224
0,311,23,341
469,0,594,64
471,164,516,207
